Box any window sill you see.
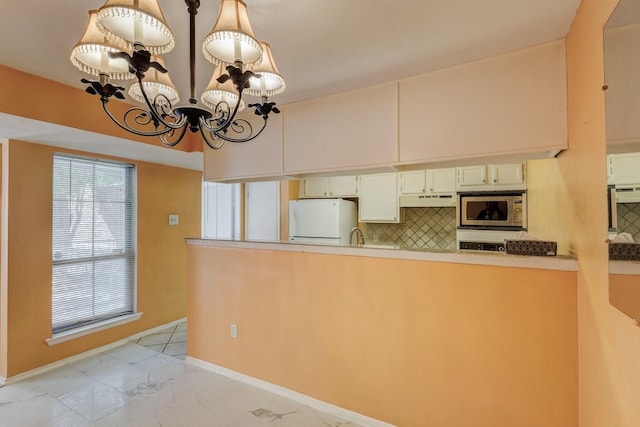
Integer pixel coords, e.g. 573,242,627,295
45,312,143,346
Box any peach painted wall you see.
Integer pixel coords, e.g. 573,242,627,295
0,65,200,153
1,139,201,377
187,245,578,427
526,158,573,256
399,42,567,164
565,1,640,426
608,274,640,320
0,143,5,379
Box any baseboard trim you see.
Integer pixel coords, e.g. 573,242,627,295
4,338,129,385
128,317,186,341
2,317,187,386
185,356,396,427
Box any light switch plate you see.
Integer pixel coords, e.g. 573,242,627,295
230,324,238,339
168,214,179,225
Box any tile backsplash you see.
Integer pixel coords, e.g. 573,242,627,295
364,207,457,250
617,203,640,241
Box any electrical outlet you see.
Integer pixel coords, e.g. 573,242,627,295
168,214,179,225
230,324,238,339
373,234,379,242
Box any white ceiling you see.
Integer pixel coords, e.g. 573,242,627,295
0,0,581,171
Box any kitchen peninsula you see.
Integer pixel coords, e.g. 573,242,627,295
185,238,578,427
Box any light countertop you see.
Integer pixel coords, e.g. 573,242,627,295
609,260,640,275
186,239,578,272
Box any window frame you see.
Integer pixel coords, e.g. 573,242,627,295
48,154,139,345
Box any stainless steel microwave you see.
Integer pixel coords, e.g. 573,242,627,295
457,192,527,230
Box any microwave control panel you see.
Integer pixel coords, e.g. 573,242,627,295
512,199,524,223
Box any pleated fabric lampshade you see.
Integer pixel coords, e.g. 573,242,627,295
96,0,175,54
70,10,133,80
202,0,263,66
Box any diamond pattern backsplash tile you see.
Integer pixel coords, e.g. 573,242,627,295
617,203,640,241
364,207,456,250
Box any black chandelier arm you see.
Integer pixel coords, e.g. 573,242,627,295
201,116,268,144
199,125,226,150
100,101,185,137
206,91,247,134
134,75,189,131
158,123,190,147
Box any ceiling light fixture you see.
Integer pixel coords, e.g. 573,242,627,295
71,0,285,149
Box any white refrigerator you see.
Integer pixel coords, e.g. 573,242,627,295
289,199,357,245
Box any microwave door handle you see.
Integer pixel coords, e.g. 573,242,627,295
610,187,618,230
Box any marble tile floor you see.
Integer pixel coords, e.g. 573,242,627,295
0,342,363,427
132,321,188,360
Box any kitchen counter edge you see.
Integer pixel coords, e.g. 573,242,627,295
186,239,578,272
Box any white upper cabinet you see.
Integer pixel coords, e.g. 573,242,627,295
400,170,428,194
400,168,456,194
491,163,524,185
299,176,359,198
399,42,567,164
456,165,488,188
329,176,359,196
359,173,403,223
428,168,457,193
203,42,567,182
456,163,525,191
604,23,640,150
608,153,640,186
283,83,399,174
204,113,284,182
300,178,330,198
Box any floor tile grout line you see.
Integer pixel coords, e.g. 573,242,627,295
161,324,178,353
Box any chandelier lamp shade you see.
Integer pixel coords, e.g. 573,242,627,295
128,55,179,106
202,0,263,66
201,65,245,112
70,0,285,149
70,10,134,81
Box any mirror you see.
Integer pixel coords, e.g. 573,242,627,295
605,0,640,321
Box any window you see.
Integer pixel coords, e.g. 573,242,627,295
52,155,135,334
202,181,241,239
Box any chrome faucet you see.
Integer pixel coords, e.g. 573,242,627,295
349,226,365,246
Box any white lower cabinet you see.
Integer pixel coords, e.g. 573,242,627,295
359,173,404,223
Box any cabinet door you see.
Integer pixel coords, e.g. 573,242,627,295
301,178,330,197
329,176,359,196
607,155,615,185
359,173,401,222
457,165,487,188
427,168,456,193
610,153,640,185
490,163,523,185
400,171,427,194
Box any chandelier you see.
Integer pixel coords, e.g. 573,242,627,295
70,0,285,149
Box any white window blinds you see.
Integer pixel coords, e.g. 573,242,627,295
52,155,135,333
202,181,241,239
